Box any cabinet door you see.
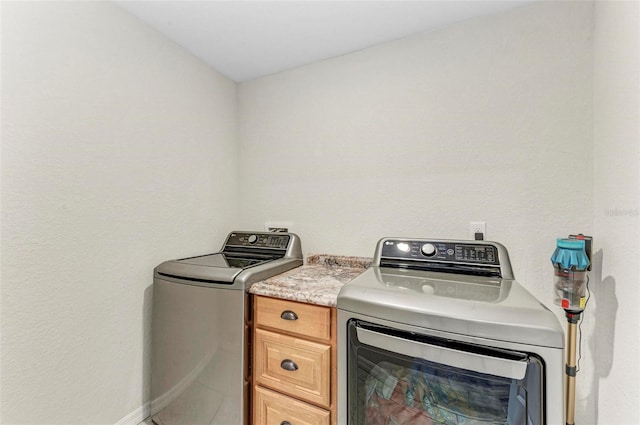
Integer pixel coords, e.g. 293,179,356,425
254,328,331,407
254,386,330,425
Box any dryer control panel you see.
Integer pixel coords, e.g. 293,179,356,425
375,238,513,279
381,240,499,265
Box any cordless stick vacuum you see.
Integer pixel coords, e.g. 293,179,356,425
550,235,592,425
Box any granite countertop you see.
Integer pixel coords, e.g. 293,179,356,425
249,254,372,307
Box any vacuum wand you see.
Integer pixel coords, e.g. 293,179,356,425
564,312,579,425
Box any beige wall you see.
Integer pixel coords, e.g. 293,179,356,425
592,1,640,424
0,2,238,424
238,1,592,318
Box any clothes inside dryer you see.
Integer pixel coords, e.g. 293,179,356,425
347,319,542,425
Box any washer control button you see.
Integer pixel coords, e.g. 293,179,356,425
248,234,258,244
421,243,437,257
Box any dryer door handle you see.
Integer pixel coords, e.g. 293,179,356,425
356,326,528,380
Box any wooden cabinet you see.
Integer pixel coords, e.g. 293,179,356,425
253,295,336,425
254,386,330,425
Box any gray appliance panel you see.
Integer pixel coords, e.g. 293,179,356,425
151,277,247,425
337,268,564,348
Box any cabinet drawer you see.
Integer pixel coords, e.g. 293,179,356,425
254,328,331,407
255,296,331,341
254,385,330,425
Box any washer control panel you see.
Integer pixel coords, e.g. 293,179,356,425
381,239,499,265
226,232,291,249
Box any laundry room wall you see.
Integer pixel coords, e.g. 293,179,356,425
1,2,238,424
238,1,599,422
592,1,640,424
238,2,592,306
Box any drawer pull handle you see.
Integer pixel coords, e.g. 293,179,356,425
281,422,292,425
280,359,298,371
280,310,298,321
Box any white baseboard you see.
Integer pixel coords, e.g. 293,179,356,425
114,402,151,425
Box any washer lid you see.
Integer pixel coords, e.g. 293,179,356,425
155,253,270,283
178,253,270,269
337,267,564,348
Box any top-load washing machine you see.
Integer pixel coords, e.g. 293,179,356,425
337,238,564,425
151,231,302,425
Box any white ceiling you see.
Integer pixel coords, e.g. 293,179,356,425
115,1,532,82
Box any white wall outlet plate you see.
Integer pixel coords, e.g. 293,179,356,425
470,221,486,240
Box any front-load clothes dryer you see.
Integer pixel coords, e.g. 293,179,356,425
151,231,302,425
337,238,564,425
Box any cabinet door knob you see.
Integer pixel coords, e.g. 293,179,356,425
281,422,292,425
280,310,298,321
280,359,298,371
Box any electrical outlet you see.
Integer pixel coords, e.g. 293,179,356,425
264,221,293,233
470,222,486,240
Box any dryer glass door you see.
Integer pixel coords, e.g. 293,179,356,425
346,320,544,425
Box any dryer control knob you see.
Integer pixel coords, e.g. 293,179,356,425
248,234,258,244
421,243,437,257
